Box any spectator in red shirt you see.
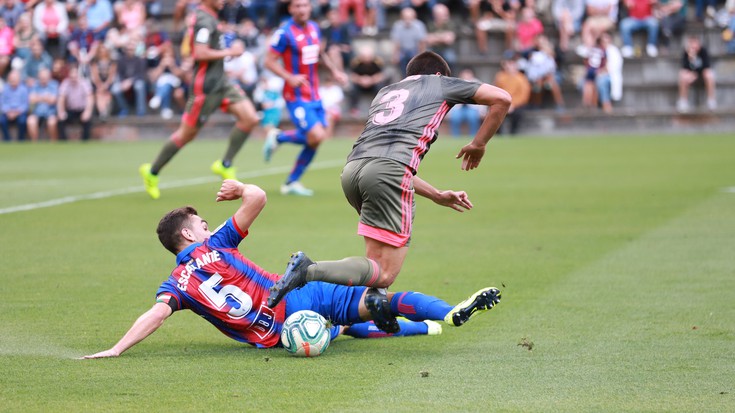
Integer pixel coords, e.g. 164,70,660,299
515,6,544,52
619,0,659,58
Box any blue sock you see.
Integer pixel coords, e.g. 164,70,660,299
277,129,307,145
343,319,428,338
286,146,316,184
390,292,452,322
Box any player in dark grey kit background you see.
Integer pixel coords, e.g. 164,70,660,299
268,51,511,333
138,0,260,200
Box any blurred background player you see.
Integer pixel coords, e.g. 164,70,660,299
267,52,510,333
138,0,259,200
262,0,348,196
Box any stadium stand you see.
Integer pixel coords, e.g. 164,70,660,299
1,0,732,141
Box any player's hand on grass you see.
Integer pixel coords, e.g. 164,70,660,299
216,179,245,202
456,142,487,171
80,348,120,359
434,190,473,212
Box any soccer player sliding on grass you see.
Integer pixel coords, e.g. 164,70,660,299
82,180,500,359
267,51,511,333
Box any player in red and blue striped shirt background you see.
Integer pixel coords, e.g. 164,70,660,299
262,0,348,197
82,179,500,358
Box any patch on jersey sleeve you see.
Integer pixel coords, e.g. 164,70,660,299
156,294,180,311
195,27,210,43
270,29,284,47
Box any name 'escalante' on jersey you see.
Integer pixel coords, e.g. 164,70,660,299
155,218,285,348
346,75,482,175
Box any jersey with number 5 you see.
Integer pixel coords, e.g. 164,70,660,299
347,75,482,175
269,18,322,103
155,218,285,348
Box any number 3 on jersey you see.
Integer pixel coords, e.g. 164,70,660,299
372,89,409,125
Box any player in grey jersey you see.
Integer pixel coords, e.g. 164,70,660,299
268,51,510,333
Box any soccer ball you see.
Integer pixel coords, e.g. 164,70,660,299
281,310,331,357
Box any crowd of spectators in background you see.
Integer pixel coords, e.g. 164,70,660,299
0,0,733,141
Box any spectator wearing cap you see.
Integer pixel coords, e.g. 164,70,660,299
27,67,59,141
1,70,30,141
494,52,531,135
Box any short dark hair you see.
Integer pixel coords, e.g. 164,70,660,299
405,51,451,77
157,206,198,254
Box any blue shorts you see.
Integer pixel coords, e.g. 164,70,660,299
285,282,366,326
286,100,326,134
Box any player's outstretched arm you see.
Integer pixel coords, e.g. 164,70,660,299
456,84,511,171
413,175,473,212
216,180,267,235
81,303,172,359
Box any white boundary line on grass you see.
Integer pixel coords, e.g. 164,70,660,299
0,160,344,216
725,186,735,193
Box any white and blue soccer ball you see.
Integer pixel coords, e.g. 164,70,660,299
281,310,331,357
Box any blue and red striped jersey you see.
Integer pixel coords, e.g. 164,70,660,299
155,217,285,348
269,18,322,103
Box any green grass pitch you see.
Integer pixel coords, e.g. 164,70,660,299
1,133,734,412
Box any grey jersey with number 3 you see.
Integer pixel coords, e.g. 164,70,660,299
347,75,482,175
